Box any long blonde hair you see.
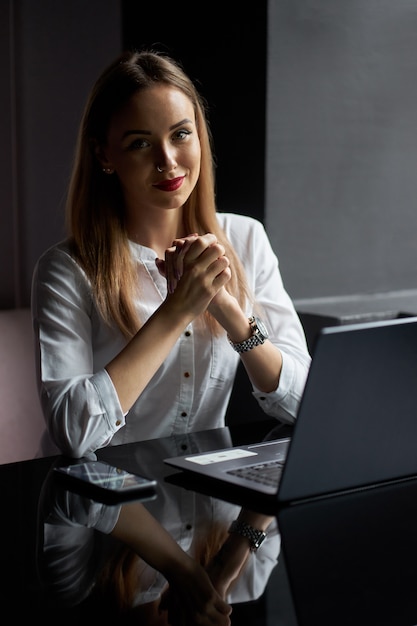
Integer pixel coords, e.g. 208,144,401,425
67,49,250,338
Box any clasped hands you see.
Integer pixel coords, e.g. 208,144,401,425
155,233,232,313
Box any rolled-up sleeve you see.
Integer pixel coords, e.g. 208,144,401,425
221,213,311,424
32,243,126,458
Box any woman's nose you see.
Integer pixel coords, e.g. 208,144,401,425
156,145,177,172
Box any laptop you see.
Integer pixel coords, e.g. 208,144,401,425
164,315,417,506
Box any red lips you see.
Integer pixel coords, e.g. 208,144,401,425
154,176,185,192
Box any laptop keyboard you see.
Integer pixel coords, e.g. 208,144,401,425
226,460,284,487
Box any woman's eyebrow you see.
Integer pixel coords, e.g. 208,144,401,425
122,129,150,139
121,118,193,140
170,118,193,130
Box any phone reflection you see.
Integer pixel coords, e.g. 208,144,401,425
53,459,157,504
37,441,281,622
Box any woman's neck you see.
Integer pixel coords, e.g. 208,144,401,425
126,210,185,258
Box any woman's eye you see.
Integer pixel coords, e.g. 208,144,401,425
127,138,149,150
174,129,191,141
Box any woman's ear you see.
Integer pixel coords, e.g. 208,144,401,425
92,139,112,171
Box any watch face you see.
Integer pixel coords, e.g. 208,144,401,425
254,317,269,339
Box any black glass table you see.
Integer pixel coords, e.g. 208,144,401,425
2,418,417,625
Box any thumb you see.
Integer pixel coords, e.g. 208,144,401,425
155,257,167,277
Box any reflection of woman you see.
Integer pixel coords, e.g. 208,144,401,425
98,429,280,608
39,433,280,621
39,462,232,625
96,505,277,623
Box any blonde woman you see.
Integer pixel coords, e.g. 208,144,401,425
31,49,311,459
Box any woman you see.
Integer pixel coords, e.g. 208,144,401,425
31,49,311,459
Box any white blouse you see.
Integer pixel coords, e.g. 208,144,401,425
31,212,311,458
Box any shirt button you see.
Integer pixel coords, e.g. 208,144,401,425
115,420,121,426
259,396,266,402
184,372,190,378
185,330,191,337
181,411,187,417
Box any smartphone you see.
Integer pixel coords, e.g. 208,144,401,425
53,460,158,504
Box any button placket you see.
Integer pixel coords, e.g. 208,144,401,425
177,325,194,426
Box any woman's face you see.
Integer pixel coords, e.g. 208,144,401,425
100,84,201,217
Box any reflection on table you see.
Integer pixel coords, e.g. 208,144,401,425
37,426,281,620
278,477,417,626
3,419,417,625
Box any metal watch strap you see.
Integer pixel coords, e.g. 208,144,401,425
228,519,267,551
228,316,266,354
229,333,263,353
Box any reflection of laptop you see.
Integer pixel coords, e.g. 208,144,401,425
164,316,417,505
276,477,417,625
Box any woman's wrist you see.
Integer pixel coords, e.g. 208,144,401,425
208,294,249,338
206,533,252,596
164,552,201,584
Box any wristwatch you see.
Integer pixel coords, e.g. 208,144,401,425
228,315,269,353
228,519,267,551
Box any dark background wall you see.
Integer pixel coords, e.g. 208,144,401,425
1,0,122,308
121,0,267,223
2,0,417,320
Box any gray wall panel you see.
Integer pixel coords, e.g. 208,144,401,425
266,0,417,305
